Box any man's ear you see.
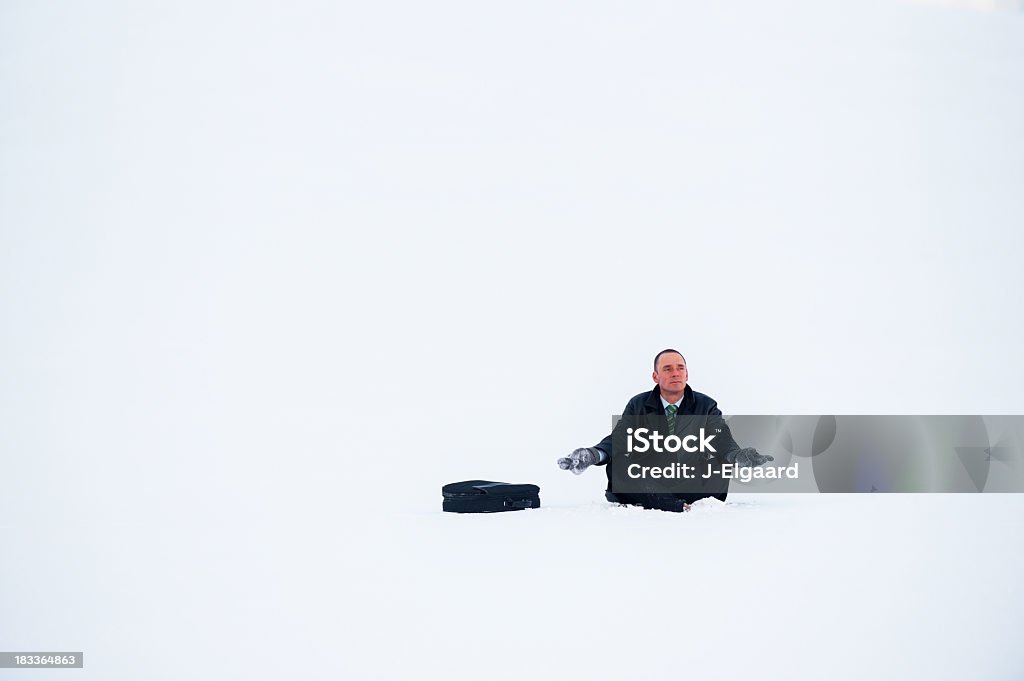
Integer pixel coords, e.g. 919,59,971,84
652,370,659,383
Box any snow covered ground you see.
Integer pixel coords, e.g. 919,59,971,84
3,492,1023,680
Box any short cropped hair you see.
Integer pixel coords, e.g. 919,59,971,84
653,348,686,371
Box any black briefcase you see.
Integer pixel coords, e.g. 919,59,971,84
442,480,541,513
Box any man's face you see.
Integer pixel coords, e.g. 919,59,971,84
653,352,688,395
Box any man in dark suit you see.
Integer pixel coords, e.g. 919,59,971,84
558,349,772,511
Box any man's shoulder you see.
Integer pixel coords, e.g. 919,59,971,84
688,389,720,414
623,390,658,412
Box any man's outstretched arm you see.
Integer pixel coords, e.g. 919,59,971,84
557,399,637,474
557,447,606,475
707,404,775,468
726,447,775,467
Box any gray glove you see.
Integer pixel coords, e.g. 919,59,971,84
557,447,602,475
727,447,775,467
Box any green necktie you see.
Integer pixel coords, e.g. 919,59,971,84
665,404,677,435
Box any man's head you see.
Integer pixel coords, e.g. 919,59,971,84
652,348,687,402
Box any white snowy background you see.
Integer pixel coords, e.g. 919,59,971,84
2,0,1023,679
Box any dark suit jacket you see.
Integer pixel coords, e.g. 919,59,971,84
595,384,739,505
